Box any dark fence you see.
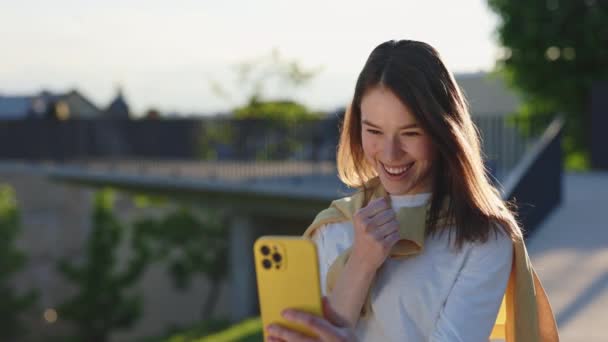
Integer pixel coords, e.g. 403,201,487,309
0,119,201,160
3,115,562,235
591,81,608,170
502,116,564,237
0,116,546,180
0,118,341,162
473,115,549,180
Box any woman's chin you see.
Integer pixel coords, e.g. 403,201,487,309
379,177,431,195
386,187,414,196
378,178,412,195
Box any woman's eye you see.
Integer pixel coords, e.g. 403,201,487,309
367,129,382,135
402,131,420,137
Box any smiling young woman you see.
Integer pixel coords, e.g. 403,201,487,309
266,40,558,342
360,85,437,196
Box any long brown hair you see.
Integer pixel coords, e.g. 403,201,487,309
337,40,521,247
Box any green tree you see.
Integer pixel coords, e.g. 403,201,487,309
234,99,321,121
211,49,322,105
57,189,148,342
233,100,322,161
133,204,228,321
203,49,325,161
0,185,38,341
487,0,608,169
210,49,323,120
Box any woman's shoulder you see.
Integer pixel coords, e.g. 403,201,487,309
435,222,513,259
488,221,517,246
310,220,353,241
466,222,514,263
303,192,363,238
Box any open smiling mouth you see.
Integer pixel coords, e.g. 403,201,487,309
382,162,414,177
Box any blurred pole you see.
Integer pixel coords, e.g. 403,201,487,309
590,81,608,170
229,215,257,322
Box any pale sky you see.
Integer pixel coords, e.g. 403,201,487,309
1,0,501,116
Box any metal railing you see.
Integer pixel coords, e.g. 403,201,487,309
0,115,551,183
473,115,550,181
501,116,565,237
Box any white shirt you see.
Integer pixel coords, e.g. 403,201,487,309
312,193,513,342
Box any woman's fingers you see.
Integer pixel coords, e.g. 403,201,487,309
267,336,286,342
371,220,399,240
266,323,317,342
355,198,389,222
280,309,350,342
351,198,400,270
382,230,400,248
270,301,357,342
367,209,396,231
365,197,390,216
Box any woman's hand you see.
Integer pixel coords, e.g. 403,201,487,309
350,197,400,271
266,297,358,342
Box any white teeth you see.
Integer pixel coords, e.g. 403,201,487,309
384,163,412,175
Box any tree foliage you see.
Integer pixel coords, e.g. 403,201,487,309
234,99,321,122
203,49,326,161
211,49,322,104
487,0,608,168
57,189,147,342
0,185,38,341
210,49,323,121
133,204,228,320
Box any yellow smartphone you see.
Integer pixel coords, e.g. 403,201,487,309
254,236,323,340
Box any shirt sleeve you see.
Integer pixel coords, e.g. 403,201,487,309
310,226,333,296
430,228,514,342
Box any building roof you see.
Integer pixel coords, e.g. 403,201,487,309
104,88,130,119
455,72,522,116
0,90,102,120
0,96,32,119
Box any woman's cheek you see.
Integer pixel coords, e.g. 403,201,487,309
362,137,376,157
416,137,436,161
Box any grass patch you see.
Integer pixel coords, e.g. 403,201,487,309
190,317,262,342
144,317,263,342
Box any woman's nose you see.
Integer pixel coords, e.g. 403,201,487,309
382,137,404,161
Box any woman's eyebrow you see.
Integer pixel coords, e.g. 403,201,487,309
361,119,419,130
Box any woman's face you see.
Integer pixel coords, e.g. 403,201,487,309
360,85,437,195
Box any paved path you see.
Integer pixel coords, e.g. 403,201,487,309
528,172,608,342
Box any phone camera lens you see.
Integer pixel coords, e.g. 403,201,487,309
260,245,270,256
272,253,282,263
262,259,272,269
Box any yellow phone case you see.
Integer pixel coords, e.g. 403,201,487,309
254,236,323,340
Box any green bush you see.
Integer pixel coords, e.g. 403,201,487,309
133,204,228,321
0,184,38,341
153,317,262,342
57,189,147,342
